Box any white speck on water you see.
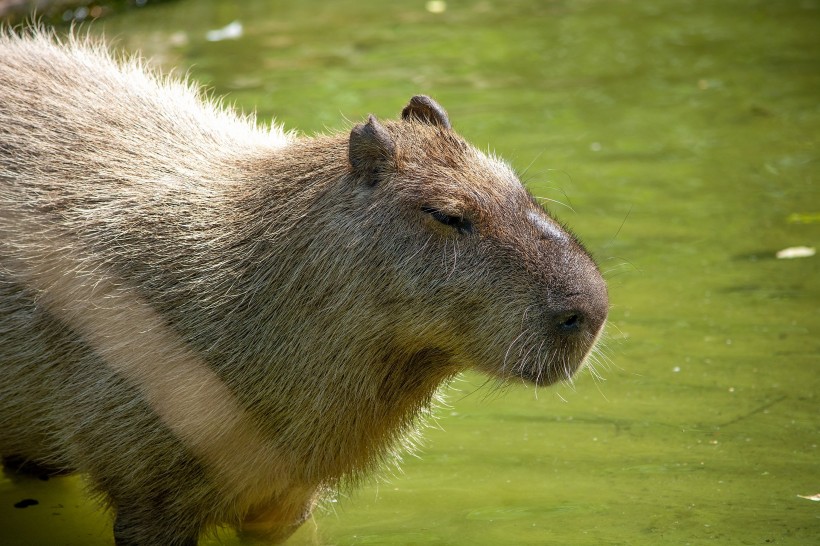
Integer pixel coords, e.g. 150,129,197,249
673,366,681,373
206,21,243,42
776,246,815,259
426,1,447,13
797,493,820,501
590,142,602,152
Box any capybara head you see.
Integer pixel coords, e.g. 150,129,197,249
291,96,608,388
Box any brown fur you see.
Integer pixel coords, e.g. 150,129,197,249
0,30,608,545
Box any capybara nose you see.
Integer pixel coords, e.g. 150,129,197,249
552,298,607,338
555,310,584,333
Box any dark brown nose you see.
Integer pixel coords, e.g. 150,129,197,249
555,310,584,332
550,292,608,339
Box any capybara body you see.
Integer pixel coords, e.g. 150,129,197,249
0,31,608,545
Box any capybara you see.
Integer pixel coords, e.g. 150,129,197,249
0,30,608,545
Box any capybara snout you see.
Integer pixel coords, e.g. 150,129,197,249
344,112,608,388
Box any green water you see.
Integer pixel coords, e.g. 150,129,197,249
1,0,818,544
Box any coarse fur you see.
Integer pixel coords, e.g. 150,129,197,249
0,29,608,545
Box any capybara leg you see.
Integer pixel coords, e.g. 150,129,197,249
2,455,74,479
113,506,199,546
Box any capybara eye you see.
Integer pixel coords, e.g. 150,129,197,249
421,206,474,235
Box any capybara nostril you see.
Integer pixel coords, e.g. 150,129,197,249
556,311,584,332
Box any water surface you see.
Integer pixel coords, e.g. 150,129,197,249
1,1,817,544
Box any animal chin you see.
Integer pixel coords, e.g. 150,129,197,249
511,339,596,386
515,360,581,386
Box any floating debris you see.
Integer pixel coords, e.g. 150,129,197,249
797,493,820,501
775,246,815,259
206,21,243,42
426,1,447,14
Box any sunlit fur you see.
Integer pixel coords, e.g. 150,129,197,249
0,30,608,544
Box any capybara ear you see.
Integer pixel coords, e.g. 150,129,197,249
401,95,451,129
348,114,396,174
